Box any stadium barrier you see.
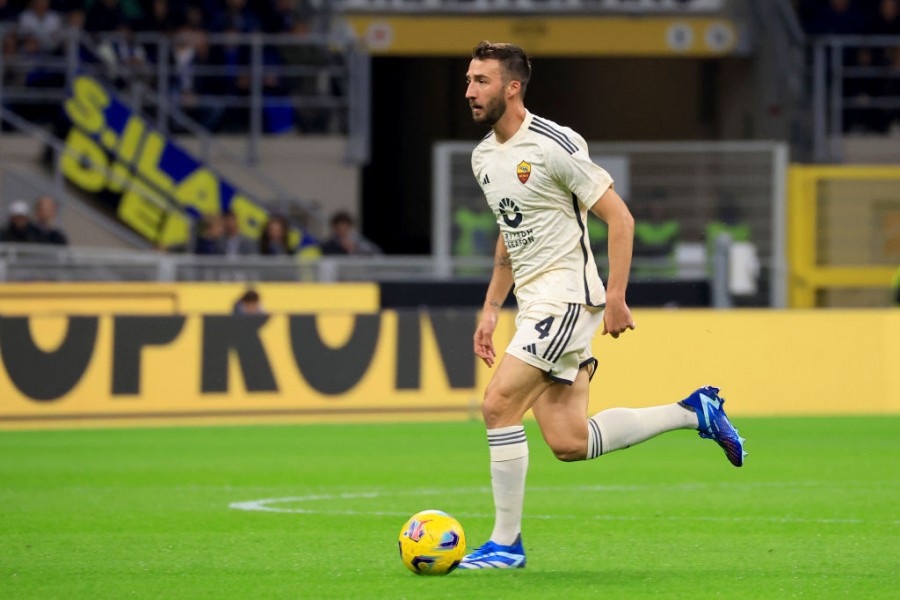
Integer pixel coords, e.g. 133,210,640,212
0,284,897,429
789,165,900,307
0,282,379,315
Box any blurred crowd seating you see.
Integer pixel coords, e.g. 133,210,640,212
1,0,338,134
796,0,900,134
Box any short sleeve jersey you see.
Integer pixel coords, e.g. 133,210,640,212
471,111,613,307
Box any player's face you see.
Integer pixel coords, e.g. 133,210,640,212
466,59,508,126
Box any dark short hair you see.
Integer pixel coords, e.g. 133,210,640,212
330,211,354,227
472,41,532,94
239,289,260,303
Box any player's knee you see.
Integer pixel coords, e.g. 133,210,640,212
481,388,517,428
481,397,508,429
549,441,587,462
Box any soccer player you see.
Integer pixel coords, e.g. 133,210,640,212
459,41,746,570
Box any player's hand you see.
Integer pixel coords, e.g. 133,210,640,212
474,312,498,367
601,298,635,339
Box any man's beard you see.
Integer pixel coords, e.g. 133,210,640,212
472,94,507,127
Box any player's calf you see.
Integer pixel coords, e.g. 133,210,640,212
548,439,587,462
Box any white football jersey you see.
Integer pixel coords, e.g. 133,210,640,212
472,111,613,307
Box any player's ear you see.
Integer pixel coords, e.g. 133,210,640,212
506,79,521,98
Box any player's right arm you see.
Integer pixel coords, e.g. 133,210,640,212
475,234,514,367
590,187,636,339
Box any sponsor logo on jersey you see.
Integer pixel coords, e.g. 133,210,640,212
517,161,531,184
498,198,523,228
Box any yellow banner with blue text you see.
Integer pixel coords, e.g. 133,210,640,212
59,76,312,252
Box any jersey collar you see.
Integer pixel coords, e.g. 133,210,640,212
494,110,534,146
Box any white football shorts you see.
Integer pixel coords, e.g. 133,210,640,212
504,300,604,384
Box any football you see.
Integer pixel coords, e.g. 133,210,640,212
398,510,467,575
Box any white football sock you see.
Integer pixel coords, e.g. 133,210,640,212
586,403,699,458
486,425,528,546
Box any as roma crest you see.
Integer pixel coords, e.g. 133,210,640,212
517,161,531,184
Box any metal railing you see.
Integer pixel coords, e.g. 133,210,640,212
0,243,475,283
0,242,745,305
0,27,370,166
812,35,900,162
0,27,374,239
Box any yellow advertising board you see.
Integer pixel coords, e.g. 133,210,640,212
0,282,379,315
0,293,897,429
591,309,900,417
0,310,482,427
343,16,740,57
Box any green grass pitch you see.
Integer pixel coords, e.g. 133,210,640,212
1,416,898,599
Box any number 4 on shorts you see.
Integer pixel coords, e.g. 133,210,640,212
534,316,554,339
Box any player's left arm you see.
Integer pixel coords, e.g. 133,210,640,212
590,187,636,339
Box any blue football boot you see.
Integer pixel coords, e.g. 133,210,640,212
680,385,747,467
458,534,526,569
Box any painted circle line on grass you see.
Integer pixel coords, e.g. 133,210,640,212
229,483,900,525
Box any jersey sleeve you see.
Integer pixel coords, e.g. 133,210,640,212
546,140,614,211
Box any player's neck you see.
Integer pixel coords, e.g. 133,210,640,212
492,104,527,144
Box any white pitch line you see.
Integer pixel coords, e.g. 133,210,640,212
229,484,900,526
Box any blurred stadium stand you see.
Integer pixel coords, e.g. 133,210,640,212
0,0,896,307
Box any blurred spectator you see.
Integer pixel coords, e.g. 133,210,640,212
137,0,183,34
222,210,257,256
205,10,290,133
3,2,66,108
96,21,149,88
320,211,382,256
205,22,251,131
263,0,317,34
169,23,221,128
136,0,183,62
211,0,260,34
53,1,87,15
0,0,15,22
802,0,868,35
66,7,86,32
6,35,38,89
233,288,264,314
84,0,129,33
33,195,68,245
0,201,41,243
279,10,332,133
18,0,64,54
193,212,225,255
874,0,900,35
259,214,294,255
183,2,206,30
